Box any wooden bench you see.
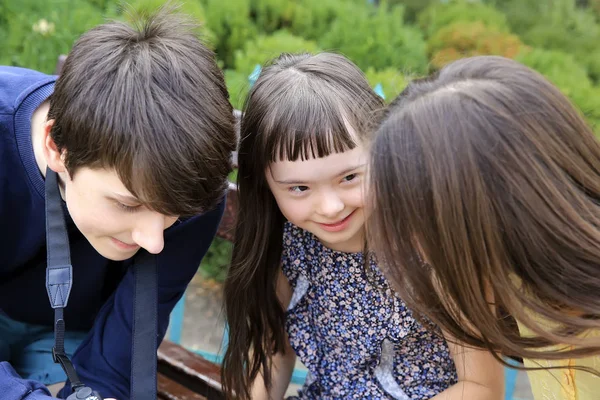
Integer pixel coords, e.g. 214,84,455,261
157,341,225,400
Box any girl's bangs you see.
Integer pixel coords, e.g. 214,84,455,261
261,88,363,163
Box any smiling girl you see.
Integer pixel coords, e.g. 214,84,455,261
221,52,504,400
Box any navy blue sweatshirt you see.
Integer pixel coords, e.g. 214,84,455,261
0,66,224,399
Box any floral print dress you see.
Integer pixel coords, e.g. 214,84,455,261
282,222,458,399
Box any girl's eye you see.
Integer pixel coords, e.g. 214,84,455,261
117,202,140,213
289,185,309,193
342,173,357,182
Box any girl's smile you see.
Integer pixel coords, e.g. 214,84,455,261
317,209,357,232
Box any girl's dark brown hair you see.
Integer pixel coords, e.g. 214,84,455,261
222,52,384,399
369,55,600,366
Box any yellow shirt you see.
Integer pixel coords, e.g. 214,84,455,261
517,323,600,400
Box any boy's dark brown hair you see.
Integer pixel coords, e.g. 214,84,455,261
221,52,385,399
48,4,236,216
369,55,600,366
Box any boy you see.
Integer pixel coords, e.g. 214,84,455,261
0,6,236,400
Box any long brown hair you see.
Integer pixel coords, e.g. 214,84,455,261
222,52,384,399
369,55,600,366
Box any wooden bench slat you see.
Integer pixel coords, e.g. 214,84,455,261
158,374,208,400
158,341,224,400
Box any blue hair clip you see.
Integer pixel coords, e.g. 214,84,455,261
374,83,385,100
248,64,262,88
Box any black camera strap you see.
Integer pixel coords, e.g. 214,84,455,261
45,168,158,400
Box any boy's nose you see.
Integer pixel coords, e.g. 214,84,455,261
131,214,170,254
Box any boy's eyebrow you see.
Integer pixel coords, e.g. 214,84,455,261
274,164,365,184
111,193,141,203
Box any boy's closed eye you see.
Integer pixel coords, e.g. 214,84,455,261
109,193,143,213
115,201,141,213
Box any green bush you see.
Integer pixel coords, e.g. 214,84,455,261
570,85,600,135
109,0,216,46
592,0,600,19
517,48,592,96
520,9,600,83
201,0,257,68
489,0,600,82
234,30,321,76
489,0,574,36
516,48,600,134
320,3,428,74
428,22,528,70
112,0,206,21
0,0,105,73
289,0,350,41
198,237,232,282
249,0,295,34
585,53,600,84
246,0,366,41
88,0,118,12
228,169,238,183
417,0,509,38
364,67,410,102
385,0,439,23
224,69,250,110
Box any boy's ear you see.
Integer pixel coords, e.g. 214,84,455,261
42,119,67,173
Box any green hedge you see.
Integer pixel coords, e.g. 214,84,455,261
224,69,250,111
385,0,438,23
489,0,600,83
198,237,233,282
234,30,321,76
517,48,600,134
521,10,600,83
201,0,256,68
110,0,217,47
2,0,600,282
248,0,295,35
427,21,527,70
0,0,104,73
364,67,410,102
289,0,356,41
489,0,573,35
418,0,509,38
593,0,600,18
320,2,428,74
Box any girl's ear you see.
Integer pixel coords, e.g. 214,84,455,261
42,119,67,173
